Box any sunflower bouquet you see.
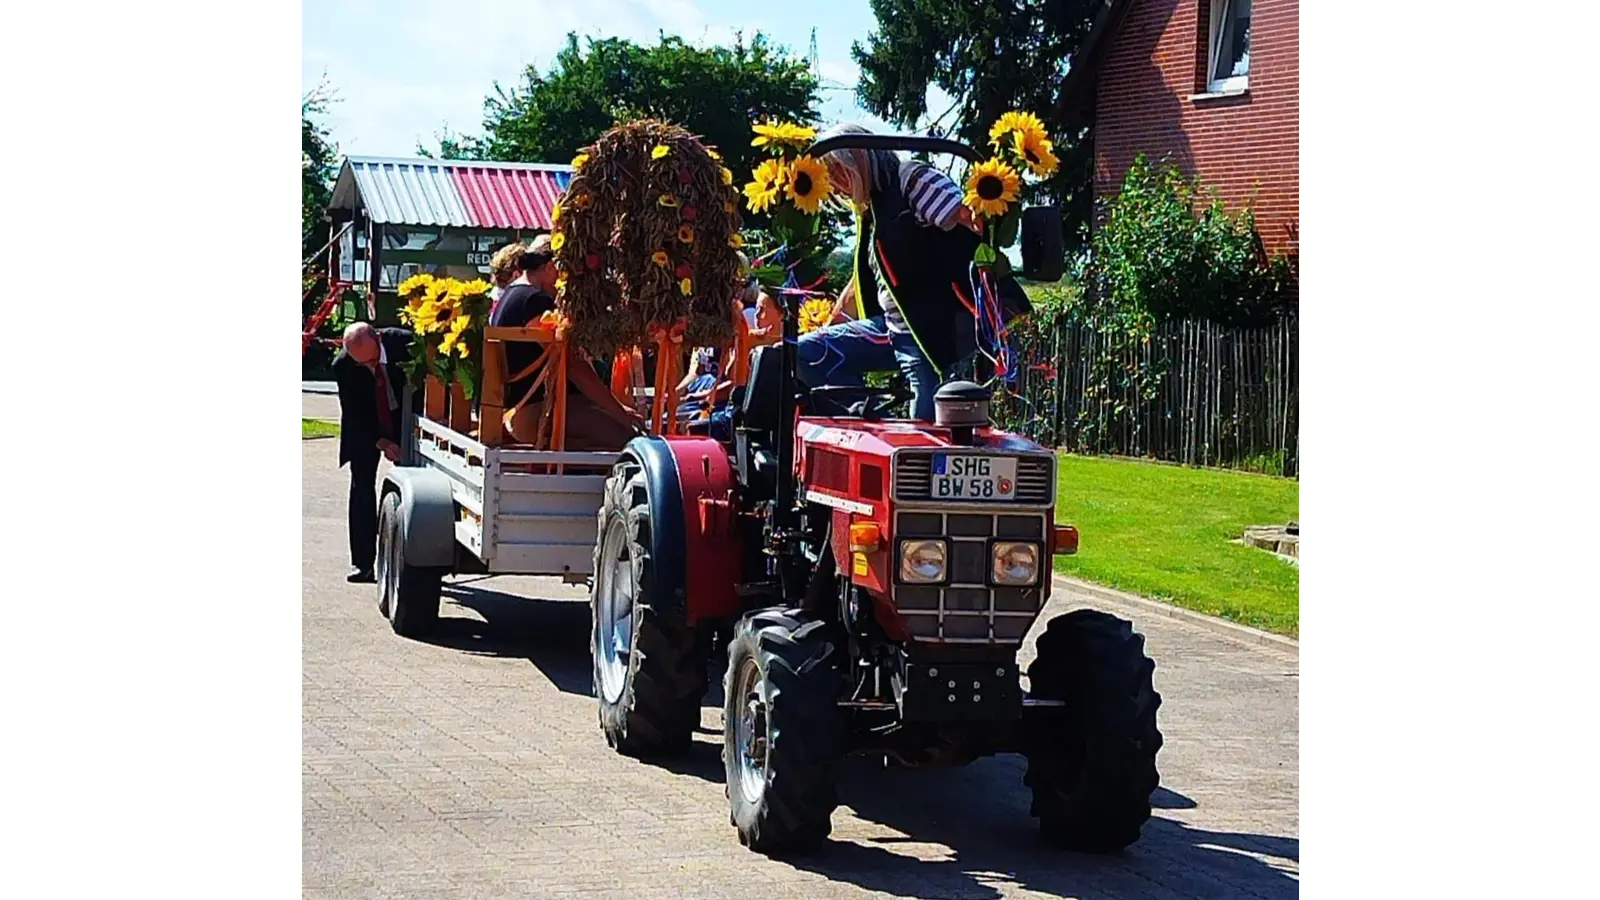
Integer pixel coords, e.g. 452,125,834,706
395,272,493,399
741,119,836,299
550,119,744,355
964,110,1061,263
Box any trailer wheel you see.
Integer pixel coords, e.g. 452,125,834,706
724,608,844,854
377,490,442,638
1022,609,1162,852
591,463,707,757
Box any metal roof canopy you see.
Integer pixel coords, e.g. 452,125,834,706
329,156,575,230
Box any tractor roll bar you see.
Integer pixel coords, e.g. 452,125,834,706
804,133,983,164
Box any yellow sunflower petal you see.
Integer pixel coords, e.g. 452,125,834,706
651,144,671,159
784,156,832,215
550,231,566,251
963,158,1022,219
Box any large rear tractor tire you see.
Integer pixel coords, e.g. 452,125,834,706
723,609,845,854
591,463,708,757
1023,609,1163,853
377,490,443,638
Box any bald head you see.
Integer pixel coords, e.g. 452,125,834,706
343,322,380,365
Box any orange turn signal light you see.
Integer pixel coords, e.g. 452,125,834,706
1051,524,1080,556
849,522,882,553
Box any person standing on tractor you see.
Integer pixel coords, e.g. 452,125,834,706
796,123,1031,420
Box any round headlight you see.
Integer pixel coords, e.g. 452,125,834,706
899,539,948,584
992,541,1040,586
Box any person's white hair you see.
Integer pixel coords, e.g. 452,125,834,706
815,122,897,207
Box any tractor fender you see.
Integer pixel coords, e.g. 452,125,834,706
621,436,742,625
379,466,458,568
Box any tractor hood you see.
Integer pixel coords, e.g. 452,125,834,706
796,418,1044,458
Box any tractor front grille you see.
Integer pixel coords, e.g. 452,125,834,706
893,452,1055,505
893,510,1048,643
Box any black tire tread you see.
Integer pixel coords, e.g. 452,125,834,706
381,490,442,638
724,608,844,853
1023,608,1163,853
593,464,707,757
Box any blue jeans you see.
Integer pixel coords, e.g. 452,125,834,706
795,315,940,421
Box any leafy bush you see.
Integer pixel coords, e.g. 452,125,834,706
1084,155,1295,328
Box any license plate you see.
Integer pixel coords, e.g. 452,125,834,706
931,454,1017,501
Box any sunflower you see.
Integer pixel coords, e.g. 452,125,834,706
658,193,679,208
719,166,733,186
651,250,671,268
397,272,435,301
551,204,563,224
651,144,671,159
784,156,831,215
550,231,566,251
798,298,835,334
964,158,1022,218
679,278,693,296
677,224,695,244
409,298,456,335
707,148,722,161
572,152,589,169
438,313,473,357
988,110,1048,149
1011,129,1059,178
728,232,744,249
751,120,816,151
554,272,568,293
456,278,493,299
743,158,786,213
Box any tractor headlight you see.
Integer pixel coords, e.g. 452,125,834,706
991,541,1041,586
898,539,948,584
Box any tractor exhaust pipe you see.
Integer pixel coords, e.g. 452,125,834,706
933,381,990,446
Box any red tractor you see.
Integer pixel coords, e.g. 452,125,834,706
588,133,1162,854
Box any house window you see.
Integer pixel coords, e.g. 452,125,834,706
1207,0,1251,93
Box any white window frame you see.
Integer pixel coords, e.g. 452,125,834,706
1207,0,1251,94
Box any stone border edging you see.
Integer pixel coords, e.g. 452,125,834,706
1051,574,1298,654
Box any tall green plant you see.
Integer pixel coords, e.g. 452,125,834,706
1086,155,1296,328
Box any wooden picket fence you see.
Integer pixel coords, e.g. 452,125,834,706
996,316,1299,476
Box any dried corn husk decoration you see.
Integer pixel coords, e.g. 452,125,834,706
550,119,744,355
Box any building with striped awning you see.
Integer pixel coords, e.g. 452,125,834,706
326,156,575,316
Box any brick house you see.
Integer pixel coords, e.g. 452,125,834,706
1060,0,1298,256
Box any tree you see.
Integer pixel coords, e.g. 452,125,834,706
302,81,339,258
434,32,819,186
852,0,1102,247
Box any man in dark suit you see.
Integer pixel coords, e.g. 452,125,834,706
333,321,414,583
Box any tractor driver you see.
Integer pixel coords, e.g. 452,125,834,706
795,123,1030,421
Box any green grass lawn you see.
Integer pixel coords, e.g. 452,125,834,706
302,418,340,439
1053,454,1299,637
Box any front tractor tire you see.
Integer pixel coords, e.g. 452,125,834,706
376,490,442,638
591,462,707,758
723,609,845,854
1023,609,1163,853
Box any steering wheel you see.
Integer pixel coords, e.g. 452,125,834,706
805,384,914,419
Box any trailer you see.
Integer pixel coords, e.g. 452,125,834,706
373,322,706,636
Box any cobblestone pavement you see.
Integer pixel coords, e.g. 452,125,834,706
302,400,1298,899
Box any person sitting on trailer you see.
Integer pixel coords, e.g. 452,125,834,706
489,235,643,450
487,241,531,316
675,347,720,421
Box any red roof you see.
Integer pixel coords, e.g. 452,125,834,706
448,164,573,230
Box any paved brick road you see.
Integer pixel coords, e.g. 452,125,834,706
303,397,1298,899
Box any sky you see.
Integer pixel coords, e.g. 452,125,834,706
302,0,954,159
